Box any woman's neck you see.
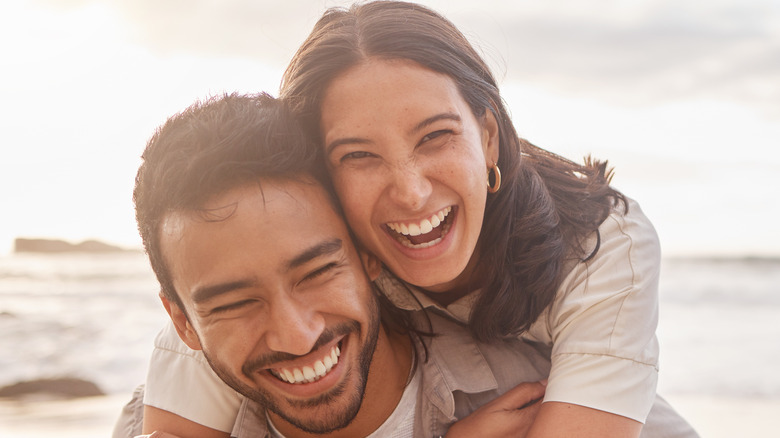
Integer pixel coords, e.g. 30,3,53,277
419,254,487,306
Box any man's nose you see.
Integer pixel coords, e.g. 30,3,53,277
264,294,325,356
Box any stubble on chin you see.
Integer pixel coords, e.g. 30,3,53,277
201,297,382,434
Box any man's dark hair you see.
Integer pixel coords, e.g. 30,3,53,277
134,93,324,309
133,92,417,340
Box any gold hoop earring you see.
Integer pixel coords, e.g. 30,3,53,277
487,162,501,194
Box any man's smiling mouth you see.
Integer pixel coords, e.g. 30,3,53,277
385,206,454,249
269,343,341,384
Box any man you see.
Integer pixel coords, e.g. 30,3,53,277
123,93,550,438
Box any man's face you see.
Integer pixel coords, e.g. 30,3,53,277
159,178,383,433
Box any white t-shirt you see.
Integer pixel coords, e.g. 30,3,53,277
266,369,420,438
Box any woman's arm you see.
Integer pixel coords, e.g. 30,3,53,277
445,381,546,438
527,402,641,438
445,392,641,438
143,405,230,438
141,322,242,437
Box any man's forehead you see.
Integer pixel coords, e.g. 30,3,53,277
160,177,352,251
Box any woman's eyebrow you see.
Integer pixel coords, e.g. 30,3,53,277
325,136,369,155
410,112,461,135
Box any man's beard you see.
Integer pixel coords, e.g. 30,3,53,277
203,292,381,434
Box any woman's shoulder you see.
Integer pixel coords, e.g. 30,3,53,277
597,196,660,263
527,196,661,339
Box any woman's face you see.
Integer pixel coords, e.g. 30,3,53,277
320,59,499,293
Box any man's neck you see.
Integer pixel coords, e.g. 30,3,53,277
270,327,414,438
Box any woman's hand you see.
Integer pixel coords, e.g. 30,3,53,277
142,405,229,438
134,432,183,438
445,381,546,438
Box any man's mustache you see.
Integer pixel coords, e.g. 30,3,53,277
242,321,359,375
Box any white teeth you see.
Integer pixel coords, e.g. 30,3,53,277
314,360,327,377
387,206,452,237
399,236,441,249
398,218,453,249
271,344,342,385
302,366,316,382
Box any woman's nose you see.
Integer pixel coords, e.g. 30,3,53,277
387,160,432,212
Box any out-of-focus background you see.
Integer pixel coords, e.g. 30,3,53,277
1,1,778,437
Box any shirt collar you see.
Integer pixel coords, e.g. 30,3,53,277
376,269,478,325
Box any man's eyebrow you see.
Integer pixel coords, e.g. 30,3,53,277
288,239,343,270
191,279,256,304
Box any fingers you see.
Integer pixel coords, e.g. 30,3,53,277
518,395,543,418
489,381,547,411
445,385,545,438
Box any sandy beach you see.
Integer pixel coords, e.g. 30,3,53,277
0,393,777,437
0,394,129,438
665,394,780,437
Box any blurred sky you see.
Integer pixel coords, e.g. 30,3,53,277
1,0,778,257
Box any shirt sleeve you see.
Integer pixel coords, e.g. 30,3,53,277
143,321,243,432
527,198,661,423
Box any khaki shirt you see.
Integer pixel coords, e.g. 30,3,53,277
229,311,550,437
228,309,697,437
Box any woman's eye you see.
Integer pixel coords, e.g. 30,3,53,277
421,130,452,144
340,151,374,162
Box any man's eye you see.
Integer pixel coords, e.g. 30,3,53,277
303,262,338,282
212,300,254,314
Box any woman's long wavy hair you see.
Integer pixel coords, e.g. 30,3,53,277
280,1,626,342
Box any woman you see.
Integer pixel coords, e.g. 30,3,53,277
279,2,658,435
138,2,694,437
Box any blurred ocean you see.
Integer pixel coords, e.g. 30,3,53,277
0,251,779,433
0,252,167,397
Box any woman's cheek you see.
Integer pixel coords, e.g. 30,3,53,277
332,174,369,227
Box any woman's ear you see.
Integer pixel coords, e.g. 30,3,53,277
160,293,202,350
358,250,383,281
482,107,500,165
